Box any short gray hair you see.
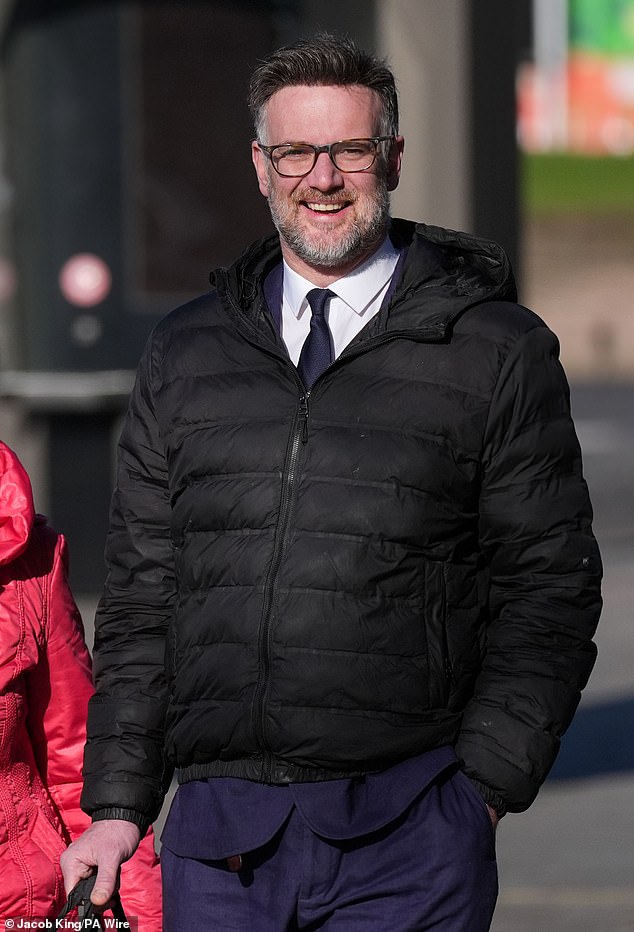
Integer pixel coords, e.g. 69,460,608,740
248,32,399,142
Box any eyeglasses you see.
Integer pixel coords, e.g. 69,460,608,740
257,136,395,177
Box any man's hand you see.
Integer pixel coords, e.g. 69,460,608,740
60,819,141,906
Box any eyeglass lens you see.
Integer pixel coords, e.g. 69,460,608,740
272,139,378,176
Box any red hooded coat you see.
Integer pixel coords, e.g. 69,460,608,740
0,441,162,926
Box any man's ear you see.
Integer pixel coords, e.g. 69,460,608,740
386,135,405,193
252,142,271,198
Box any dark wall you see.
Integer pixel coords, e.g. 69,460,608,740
467,0,532,278
1,0,277,372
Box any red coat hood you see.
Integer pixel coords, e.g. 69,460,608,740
0,440,36,565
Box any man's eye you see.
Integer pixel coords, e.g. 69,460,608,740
339,144,370,157
283,147,312,159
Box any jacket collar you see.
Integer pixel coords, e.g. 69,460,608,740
211,218,517,338
261,245,409,335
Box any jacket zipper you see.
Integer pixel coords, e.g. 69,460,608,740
252,392,310,779
222,288,450,751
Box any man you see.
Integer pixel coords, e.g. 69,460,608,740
62,33,602,931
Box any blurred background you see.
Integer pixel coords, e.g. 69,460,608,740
0,1,631,928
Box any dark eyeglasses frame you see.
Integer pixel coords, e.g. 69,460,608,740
257,136,396,177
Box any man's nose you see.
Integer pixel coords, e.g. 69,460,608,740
304,151,344,189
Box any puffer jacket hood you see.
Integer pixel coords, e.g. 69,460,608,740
386,219,517,328
0,440,35,565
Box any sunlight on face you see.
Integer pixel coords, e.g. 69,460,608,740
254,85,400,279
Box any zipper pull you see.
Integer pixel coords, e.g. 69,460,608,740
299,394,309,443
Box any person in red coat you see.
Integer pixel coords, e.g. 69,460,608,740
0,440,162,926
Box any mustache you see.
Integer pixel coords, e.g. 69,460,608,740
292,189,357,205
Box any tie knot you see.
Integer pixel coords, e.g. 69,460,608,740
306,288,334,320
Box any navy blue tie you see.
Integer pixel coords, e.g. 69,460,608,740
297,288,335,388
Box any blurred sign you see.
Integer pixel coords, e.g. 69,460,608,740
569,0,634,55
518,0,634,153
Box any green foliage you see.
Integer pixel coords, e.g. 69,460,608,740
522,153,634,214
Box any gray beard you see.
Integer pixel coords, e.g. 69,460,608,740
268,186,391,269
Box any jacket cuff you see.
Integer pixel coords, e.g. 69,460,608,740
91,808,152,835
467,779,508,818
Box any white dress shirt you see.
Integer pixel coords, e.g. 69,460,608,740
281,238,401,365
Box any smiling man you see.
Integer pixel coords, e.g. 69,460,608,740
252,83,402,280
62,33,601,932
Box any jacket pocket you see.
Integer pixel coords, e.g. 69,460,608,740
13,800,66,910
29,798,67,863
424,561,452,708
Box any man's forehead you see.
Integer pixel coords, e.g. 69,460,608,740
262,84,382,133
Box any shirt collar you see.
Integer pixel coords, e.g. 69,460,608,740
283,237,401,320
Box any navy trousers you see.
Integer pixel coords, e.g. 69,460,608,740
161,768,498,931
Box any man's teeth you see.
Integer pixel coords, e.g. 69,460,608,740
306,202,344,212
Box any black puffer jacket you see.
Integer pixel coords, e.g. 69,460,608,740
83,220,601,828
